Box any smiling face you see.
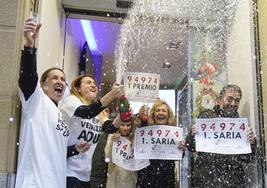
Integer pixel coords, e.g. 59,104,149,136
154,104,169,125
42,69,66,104
78,76,98,102
221,88,241,116
119,122,132,136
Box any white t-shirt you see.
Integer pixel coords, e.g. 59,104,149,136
60,95,102,182
15,83,69,188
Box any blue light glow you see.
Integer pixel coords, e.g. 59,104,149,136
80,20,98,51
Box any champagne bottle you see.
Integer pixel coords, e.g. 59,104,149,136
119,95,132,122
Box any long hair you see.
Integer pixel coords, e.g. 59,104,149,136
70,74,98,105
148,99,176,126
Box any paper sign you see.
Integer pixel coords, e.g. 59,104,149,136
112,136,150,171
195,118,251,154
124,72,160,102
134,125,183,160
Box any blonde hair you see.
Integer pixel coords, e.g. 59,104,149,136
70,75,98,105
148,99,176,126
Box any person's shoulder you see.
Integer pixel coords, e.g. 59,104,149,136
59,95,82,110
198,109,217,118
62,95,81,103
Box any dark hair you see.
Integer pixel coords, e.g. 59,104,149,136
40,67,65,87
72,74,98,90
70,74,98,104
219,84,242,99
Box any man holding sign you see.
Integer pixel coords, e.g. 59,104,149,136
186,84,256,188
136,99,186,188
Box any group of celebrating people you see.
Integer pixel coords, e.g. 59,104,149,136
15,17,256,188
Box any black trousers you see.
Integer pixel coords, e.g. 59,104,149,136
67,177,91,188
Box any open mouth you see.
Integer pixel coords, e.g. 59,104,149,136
90,89,96,92
156,115,167,121
89,87,97,93
54,86,63,95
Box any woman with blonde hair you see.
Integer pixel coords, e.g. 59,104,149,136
136,99,186,188
59,74,124,188
148,99,176,126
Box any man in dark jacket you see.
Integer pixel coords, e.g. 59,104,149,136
186,84,256,188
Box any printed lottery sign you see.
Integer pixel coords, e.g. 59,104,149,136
195,118,252,154
112,136,150,171
124,72,160,102
134,125,183,160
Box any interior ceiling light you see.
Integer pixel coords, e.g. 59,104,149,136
163,61,172,69
80,20,98,52
168,41,179,49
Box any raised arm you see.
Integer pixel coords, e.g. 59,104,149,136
74,83,124,119
18,18,41,100
74,99,104,119
100,83,124,107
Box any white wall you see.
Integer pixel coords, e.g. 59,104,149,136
226,0,259,186
64,19,87,84
36,0,82,92
227,0,256,128
36,0,65,74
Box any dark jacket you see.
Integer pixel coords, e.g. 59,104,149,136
137,159,175,188
186,105,256,188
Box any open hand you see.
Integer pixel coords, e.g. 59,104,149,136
24,17,41,47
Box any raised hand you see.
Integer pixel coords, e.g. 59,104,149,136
100,83,125,107
23,17,41,47
112,113,122,128
247,127,256,144
139,105,149,121
111,83,125,99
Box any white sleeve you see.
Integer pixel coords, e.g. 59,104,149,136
59,96,82,120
